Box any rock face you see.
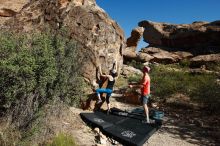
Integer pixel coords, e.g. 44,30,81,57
139,20,220,55
126,27,144,52
139,47,193,63
2,0,125,84
123,27,144,62
124,20,220,66
0,8,17,17
0,0,29,25
121,64,142,77
190,54,220,67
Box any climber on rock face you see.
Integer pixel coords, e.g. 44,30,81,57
95,61,118,114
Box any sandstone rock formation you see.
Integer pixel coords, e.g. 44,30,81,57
121,64,142,77
126,27,144,52
123,49,138,61
190,54,220,67
0,8,17,17
124,20,220,66
139,47,193,63
123,27,144,62
2,0,125,84
0,0,29,25
139,20,220,55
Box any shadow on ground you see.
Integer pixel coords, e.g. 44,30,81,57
155,104,219,146
112,92,220,146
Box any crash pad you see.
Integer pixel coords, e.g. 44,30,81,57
80,108,163,146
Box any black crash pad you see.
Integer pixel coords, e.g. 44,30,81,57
102,117,158,146
80,108,162,146
80,110,128,130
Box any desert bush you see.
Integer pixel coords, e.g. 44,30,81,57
150,65,220,111
128,74,142,83
123,63,219,111
115,76,128,88
190,76,220,111
0,127,20,146
179,59,191,68
150,65,187,97
46,133,77,146
126,60,144,70
0,30,85,116
205,62,220,72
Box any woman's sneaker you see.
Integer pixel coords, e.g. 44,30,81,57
142,119,150,124
142,119,154,124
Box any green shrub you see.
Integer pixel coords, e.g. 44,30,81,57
179,59,191,68
190,76,220,111
150,65,220,111
126,60,144,70
0,30,85,113
128,74,142,83
205,62,220,72
46,133,77,146
0,127,20,146
150,66,181,97
115,76,128,88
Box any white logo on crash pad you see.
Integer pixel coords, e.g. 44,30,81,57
93,118,104,123
118,112,128,116
121,130,136,138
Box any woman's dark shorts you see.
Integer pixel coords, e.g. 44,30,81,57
141,94,150,104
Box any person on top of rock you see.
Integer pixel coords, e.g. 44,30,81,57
129,66,151,123
96,62,118,114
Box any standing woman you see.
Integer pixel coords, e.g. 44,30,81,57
96,62,118,114
129,66,151,123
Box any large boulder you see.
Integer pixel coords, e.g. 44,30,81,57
123,27,144,62
137,52,154,62
129,20,220,66
190,54,220,67
2,0,125,84
139,47,193,64
126,27,144,52
121,64,142,77
123,50,138,61
0,0,29,25
0,8,17,17
139,20,220,55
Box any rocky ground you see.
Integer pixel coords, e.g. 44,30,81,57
0,90,219,146
68,95,219,146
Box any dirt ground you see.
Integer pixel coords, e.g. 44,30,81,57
69,96,219,146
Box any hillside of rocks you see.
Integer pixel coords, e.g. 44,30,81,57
125,20,220,69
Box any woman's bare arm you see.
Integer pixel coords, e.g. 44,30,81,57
99,66,103,76
114,60,118,71
99,65,110,78
129,84,143,88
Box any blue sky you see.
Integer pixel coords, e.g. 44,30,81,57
96,0,220,50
